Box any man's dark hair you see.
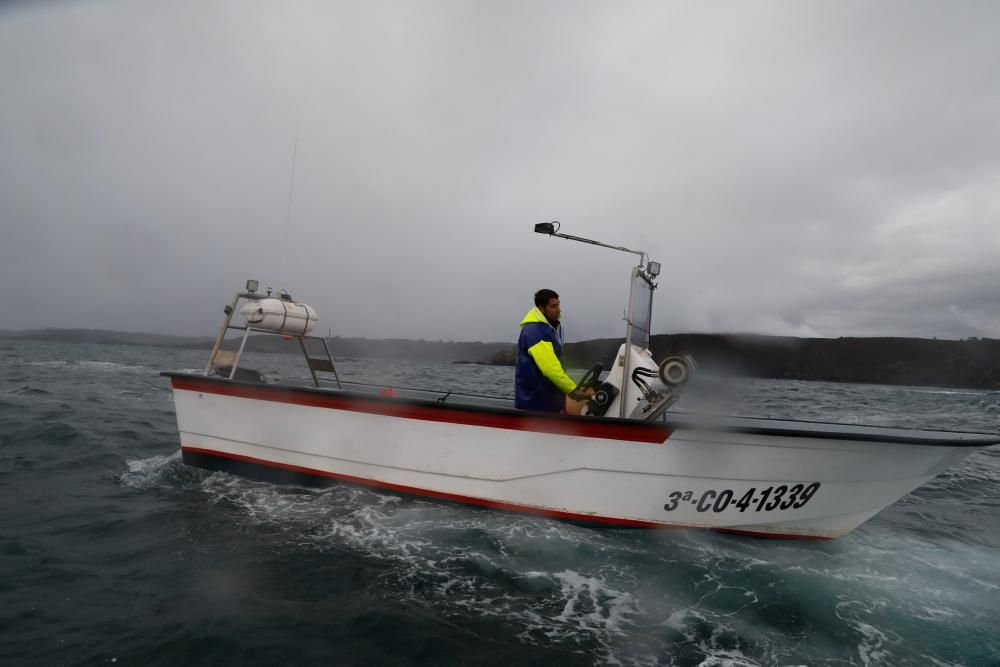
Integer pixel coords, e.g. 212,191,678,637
534,289,559,308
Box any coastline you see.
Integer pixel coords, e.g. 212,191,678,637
2,328,998,390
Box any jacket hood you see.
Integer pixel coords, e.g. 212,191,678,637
519,306,554,328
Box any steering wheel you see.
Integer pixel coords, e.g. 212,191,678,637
576,363,604,392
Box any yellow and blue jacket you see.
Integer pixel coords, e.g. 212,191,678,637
515,307,577,412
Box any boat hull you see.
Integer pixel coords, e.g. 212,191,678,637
165,374,995,539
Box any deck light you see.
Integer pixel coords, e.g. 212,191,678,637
246,279,259,293
647,261,661,277
532,222,645,262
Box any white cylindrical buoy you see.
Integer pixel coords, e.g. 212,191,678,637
239,298,318,335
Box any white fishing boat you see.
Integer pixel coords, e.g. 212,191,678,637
162,224,1000,539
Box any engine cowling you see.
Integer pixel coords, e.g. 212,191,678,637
581,345,697,420
658,355,696,386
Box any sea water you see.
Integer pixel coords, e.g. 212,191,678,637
1,339,998,666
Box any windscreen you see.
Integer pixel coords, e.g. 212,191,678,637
627,269,655,349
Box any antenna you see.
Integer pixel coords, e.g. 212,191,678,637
280,134,299,285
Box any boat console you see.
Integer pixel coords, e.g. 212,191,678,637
202,224,698,422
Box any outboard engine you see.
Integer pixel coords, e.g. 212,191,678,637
581,344,696,420
659,355,697,386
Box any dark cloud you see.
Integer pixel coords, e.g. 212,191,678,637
2,1,999,341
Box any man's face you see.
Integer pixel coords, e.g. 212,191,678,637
542,297,561,324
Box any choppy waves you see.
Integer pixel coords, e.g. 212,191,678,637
117,443,1000,666
3,340,999,666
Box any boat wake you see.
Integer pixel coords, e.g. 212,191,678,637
15,359,152,373
117,455,678,662
118,454,1000,666
119,451,210,490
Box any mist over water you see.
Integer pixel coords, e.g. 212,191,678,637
2,340,998,666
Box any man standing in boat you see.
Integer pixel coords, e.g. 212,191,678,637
515,289,590,412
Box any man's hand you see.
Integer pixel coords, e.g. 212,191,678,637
569,388,595,402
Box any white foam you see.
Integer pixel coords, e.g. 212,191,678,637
854,621,893,667
655,608,771,667
692,653,760,667
662,608,694,631
551,569,638,635
251,493,654,661
921,656,966,667
912,605,961,622
76,360,148,372
908,388,982,396
17,358,151,374
119,452,182,489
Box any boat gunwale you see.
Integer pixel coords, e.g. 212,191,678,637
161,371,1000,448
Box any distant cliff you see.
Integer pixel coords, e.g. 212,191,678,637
224,336,516,363
0,329,514,365
3,328,999,390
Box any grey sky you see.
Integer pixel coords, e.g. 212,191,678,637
2,1,999,342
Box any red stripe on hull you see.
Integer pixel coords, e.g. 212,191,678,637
181,446,831,540
170,376,672,444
